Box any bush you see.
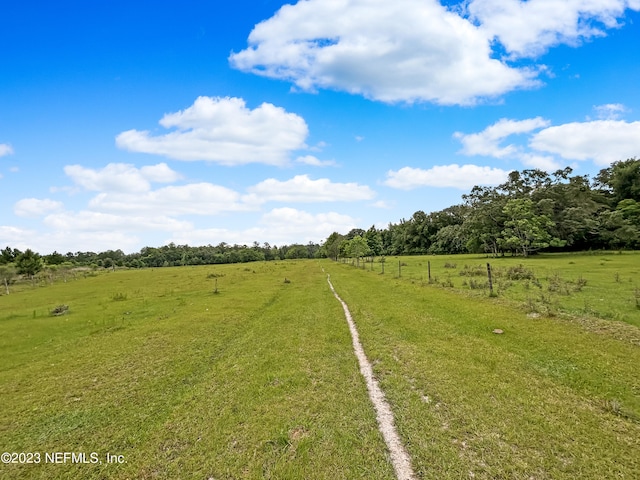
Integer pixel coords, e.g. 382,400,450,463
506,264,536,280
459,264,486,277
50,304,69,316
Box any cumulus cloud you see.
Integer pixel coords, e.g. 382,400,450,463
259,207,358,242
593,103,628,120
384,164,509,190
457,115,640,167
168,208,358,246
454,117,550,157
468,0,640,58
0,225,35,248
230,0,537,105
64,163,181,193
518,153,562,171
14,198,64,218
43,211,191,233
0,144,14,157
230,0,638,105
245,174,374,203
530,120,640,165
116,96,309,166
295,155,336,167
88,183,249,216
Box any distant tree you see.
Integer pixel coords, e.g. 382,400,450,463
499,198,564,256
345,228,366,240
344,235,371,267
0,265,16,294
1,246,17,264
323,232,344,261
44,251,65,265
595,158,640,204
15,249,43,277
428,224,468,254
285,244,309,259
364,225,383,256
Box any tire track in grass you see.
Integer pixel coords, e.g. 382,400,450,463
327,274,416,480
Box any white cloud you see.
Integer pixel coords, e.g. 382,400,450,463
245,174,375,203
454,117,550,157
259,207,358,242
518,153,562,171
384,164,509,190
230,0,537,105
468,0,640,58
0,144,13,157
295,155,336,167
455,116,640,169
14,198,64,218
530,120,640,165
593,103,628,120
38,231,143,255
0,223,142,255
43,211,191,233
168,208,358,246
65,162,181,193
88,183,249,216
231,0,639,104
0,225,36,248
372,200,392,209
116,96,309,166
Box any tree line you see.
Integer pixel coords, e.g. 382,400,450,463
324,159,640,260
1,159,638,290
0,241,324,291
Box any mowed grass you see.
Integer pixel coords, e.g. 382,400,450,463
0,262,395,479
3,254,640,479
326,256,640,479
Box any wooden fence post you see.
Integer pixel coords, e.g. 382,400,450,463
428,261,431,282
487,262,494,295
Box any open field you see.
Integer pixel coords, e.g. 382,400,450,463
1,254,640,479
354,251,640,329
0,262,395,479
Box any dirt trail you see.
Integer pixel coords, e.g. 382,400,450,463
327,274,416,480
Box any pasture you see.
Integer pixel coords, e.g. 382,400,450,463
1,254,639,479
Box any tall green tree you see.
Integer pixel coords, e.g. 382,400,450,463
15,249,43,277
596,158,640,204
499,198,564,256
323,232,344,261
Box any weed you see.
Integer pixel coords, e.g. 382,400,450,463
111,292,128,301
506,264,536,280
50,304,69,316
444,262,457,269
459,264,485,277
574,275,588,292
440,277,454,288
468,279,487,290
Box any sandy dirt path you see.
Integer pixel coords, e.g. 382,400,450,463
327,274,416,480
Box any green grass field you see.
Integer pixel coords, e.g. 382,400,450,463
1,254,639,479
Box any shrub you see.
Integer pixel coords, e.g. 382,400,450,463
50,304,69,316
506,264,536,280
459,264,486,277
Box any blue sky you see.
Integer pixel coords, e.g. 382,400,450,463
1,0,640,254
